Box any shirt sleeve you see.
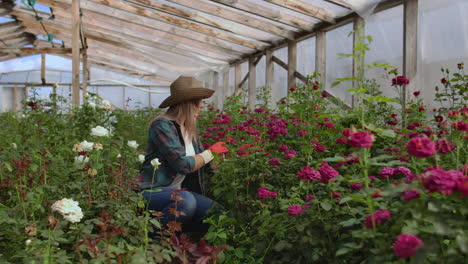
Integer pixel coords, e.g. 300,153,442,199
150,119,195,175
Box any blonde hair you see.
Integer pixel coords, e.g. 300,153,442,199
159,99,201,142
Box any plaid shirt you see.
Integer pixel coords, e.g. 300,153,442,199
139,117,210,194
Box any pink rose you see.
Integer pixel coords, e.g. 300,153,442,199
393,234,424,259
257,186,278,200
422,169,463,195
284,150,297,160
349,131,374,148
403,190,421,202
391,75,410,86
364,209,391,229
319,161,340,184
297,166,321,181
379,167,396,179
406,137,436,158
436,139,456,154
269,158,281,168
278,145,289,152
350,183,363,190
287,205,302,216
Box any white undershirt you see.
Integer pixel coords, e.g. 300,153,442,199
167,131,195,189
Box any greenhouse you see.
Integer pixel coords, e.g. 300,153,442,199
0,0,467,263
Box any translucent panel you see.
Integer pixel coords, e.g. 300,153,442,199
297,37,316,78
326,23,353,106
98,87,124,109
245,0,321,24
272,47,288,104
240,61,248,95
256,56,266,89
126,87,149,110
151,88,171,109
418,0,468,109
301,0,352,17
0,55,41,72
365,5,403,99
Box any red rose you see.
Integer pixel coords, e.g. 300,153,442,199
393,234,424,259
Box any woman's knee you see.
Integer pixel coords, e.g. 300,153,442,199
177,190,197,217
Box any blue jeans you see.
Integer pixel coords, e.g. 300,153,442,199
142,187,222,233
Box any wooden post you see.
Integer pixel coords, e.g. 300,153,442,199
82,49,88,102
122,86,127,110
13,86,18,111
212,71,219,107
41,53,46,85
315,30,327,88
288,40,297,91
24,86,29,101
265,49,274,108
148,88,152,108
234,63,241,94
71,0,81,106
403,0,418,108
248,56,256,110
352,17,365,108
223,69,229,101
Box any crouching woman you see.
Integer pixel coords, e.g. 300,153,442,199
138,76,223,234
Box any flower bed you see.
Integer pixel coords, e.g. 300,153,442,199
0,62,466,263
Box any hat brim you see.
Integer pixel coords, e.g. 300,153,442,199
159,87,215,108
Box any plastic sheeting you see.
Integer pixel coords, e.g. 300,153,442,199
2,0,467,111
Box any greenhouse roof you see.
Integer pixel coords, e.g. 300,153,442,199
0,0,402,84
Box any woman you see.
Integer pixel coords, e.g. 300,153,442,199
139,76,220,233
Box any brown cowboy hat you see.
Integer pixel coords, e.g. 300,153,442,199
159,76,215,108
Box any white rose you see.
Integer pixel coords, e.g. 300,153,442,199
100,100,112,111
11,143,17,149
109,116,118,124
138,154,145,163
151,158,160,167
74,155,89,166
80,140,94,151
90,126,110,137
51,198,84,223
87,102,96,108
117,153,122,158
127,140,139,149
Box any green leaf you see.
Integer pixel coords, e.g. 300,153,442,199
331,81,341,88
456,234,468,254
273,240,290,252
320,201,332,211
339,197,353,204
143,188,162,193
379,129,397,138
149,219,161,229
338,218,359,227
336,247,351,256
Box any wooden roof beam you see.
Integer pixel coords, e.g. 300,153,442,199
209,0,315,31
324,0,353,9
14,10,234,63
141,0,297,40
125,0,276,43
0,47,71,55
36,0,254,54
166,0,298,39
50,8,243,58
0,21,23,35
24,24,226,74
80,0,263,50
263,0,336,23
